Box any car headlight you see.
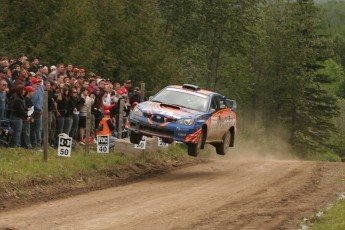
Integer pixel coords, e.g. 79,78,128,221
177,118,194,126
132,107,143,117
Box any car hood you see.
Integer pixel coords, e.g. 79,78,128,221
137,101,205,119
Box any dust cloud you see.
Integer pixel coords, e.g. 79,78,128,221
200,120,299,161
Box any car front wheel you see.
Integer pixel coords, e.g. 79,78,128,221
187,131,203,157
216,130,230,155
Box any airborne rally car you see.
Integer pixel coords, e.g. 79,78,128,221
127,84,237,156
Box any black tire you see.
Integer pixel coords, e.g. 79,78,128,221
162,138,173,144
130,132,142,144
216,130,230,155
187,131,203,157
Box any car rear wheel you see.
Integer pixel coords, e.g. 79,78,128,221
216,130,230,155
130,131,142,144
187,131,203,157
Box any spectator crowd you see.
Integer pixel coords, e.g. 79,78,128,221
0,54,142,148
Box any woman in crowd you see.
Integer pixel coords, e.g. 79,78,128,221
69,87,80,140
92,87,104,135
78,87,94,141
55,86,73,139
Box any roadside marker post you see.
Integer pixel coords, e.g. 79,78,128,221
134,136,146,149
97,135,109,153
57,133,72,157
158,137,169,147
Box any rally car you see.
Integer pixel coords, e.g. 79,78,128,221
127,84,236,156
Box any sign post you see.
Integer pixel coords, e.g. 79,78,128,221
57,134,72,157
158,137,169,147
134,136,146,149
97,135,109,153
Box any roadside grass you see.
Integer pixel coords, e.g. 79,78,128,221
0,143,187,194
310,199,345,230
0,145,129,189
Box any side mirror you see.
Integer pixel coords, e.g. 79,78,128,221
226,99,237,111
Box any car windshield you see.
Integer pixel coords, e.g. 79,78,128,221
152,88,209,112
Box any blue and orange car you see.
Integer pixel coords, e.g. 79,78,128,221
127,84,237,156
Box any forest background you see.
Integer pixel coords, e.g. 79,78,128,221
1,0,345,160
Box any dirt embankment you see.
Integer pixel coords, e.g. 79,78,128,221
0,156,206,212
0,154,344,230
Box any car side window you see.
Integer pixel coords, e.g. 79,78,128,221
211,98,217,111
218,97,227,109
210,96,221,112
211,95,228,111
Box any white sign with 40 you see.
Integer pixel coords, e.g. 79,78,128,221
97,135,109,153
134,136,146,149
158,137,169,147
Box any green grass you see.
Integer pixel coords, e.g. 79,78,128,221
0,143,189,193
0,145,132,188
311,199,345,230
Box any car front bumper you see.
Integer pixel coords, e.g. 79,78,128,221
128,116,198,143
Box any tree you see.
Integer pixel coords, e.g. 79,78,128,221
158,0,262,91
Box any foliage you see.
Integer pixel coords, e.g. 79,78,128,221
0,0,345,158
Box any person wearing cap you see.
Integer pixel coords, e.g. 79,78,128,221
97,79,106,91
30,77,44,148
10,84,27,147
97,110,116,148
72,67,80,78
21,86,35,149
79,69,86,78
110,89,129,135
130,101,139,112
48,63,64,82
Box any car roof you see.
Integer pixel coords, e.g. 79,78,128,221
167,85,215,96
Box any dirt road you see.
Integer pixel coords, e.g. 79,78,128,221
0,158,344,230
